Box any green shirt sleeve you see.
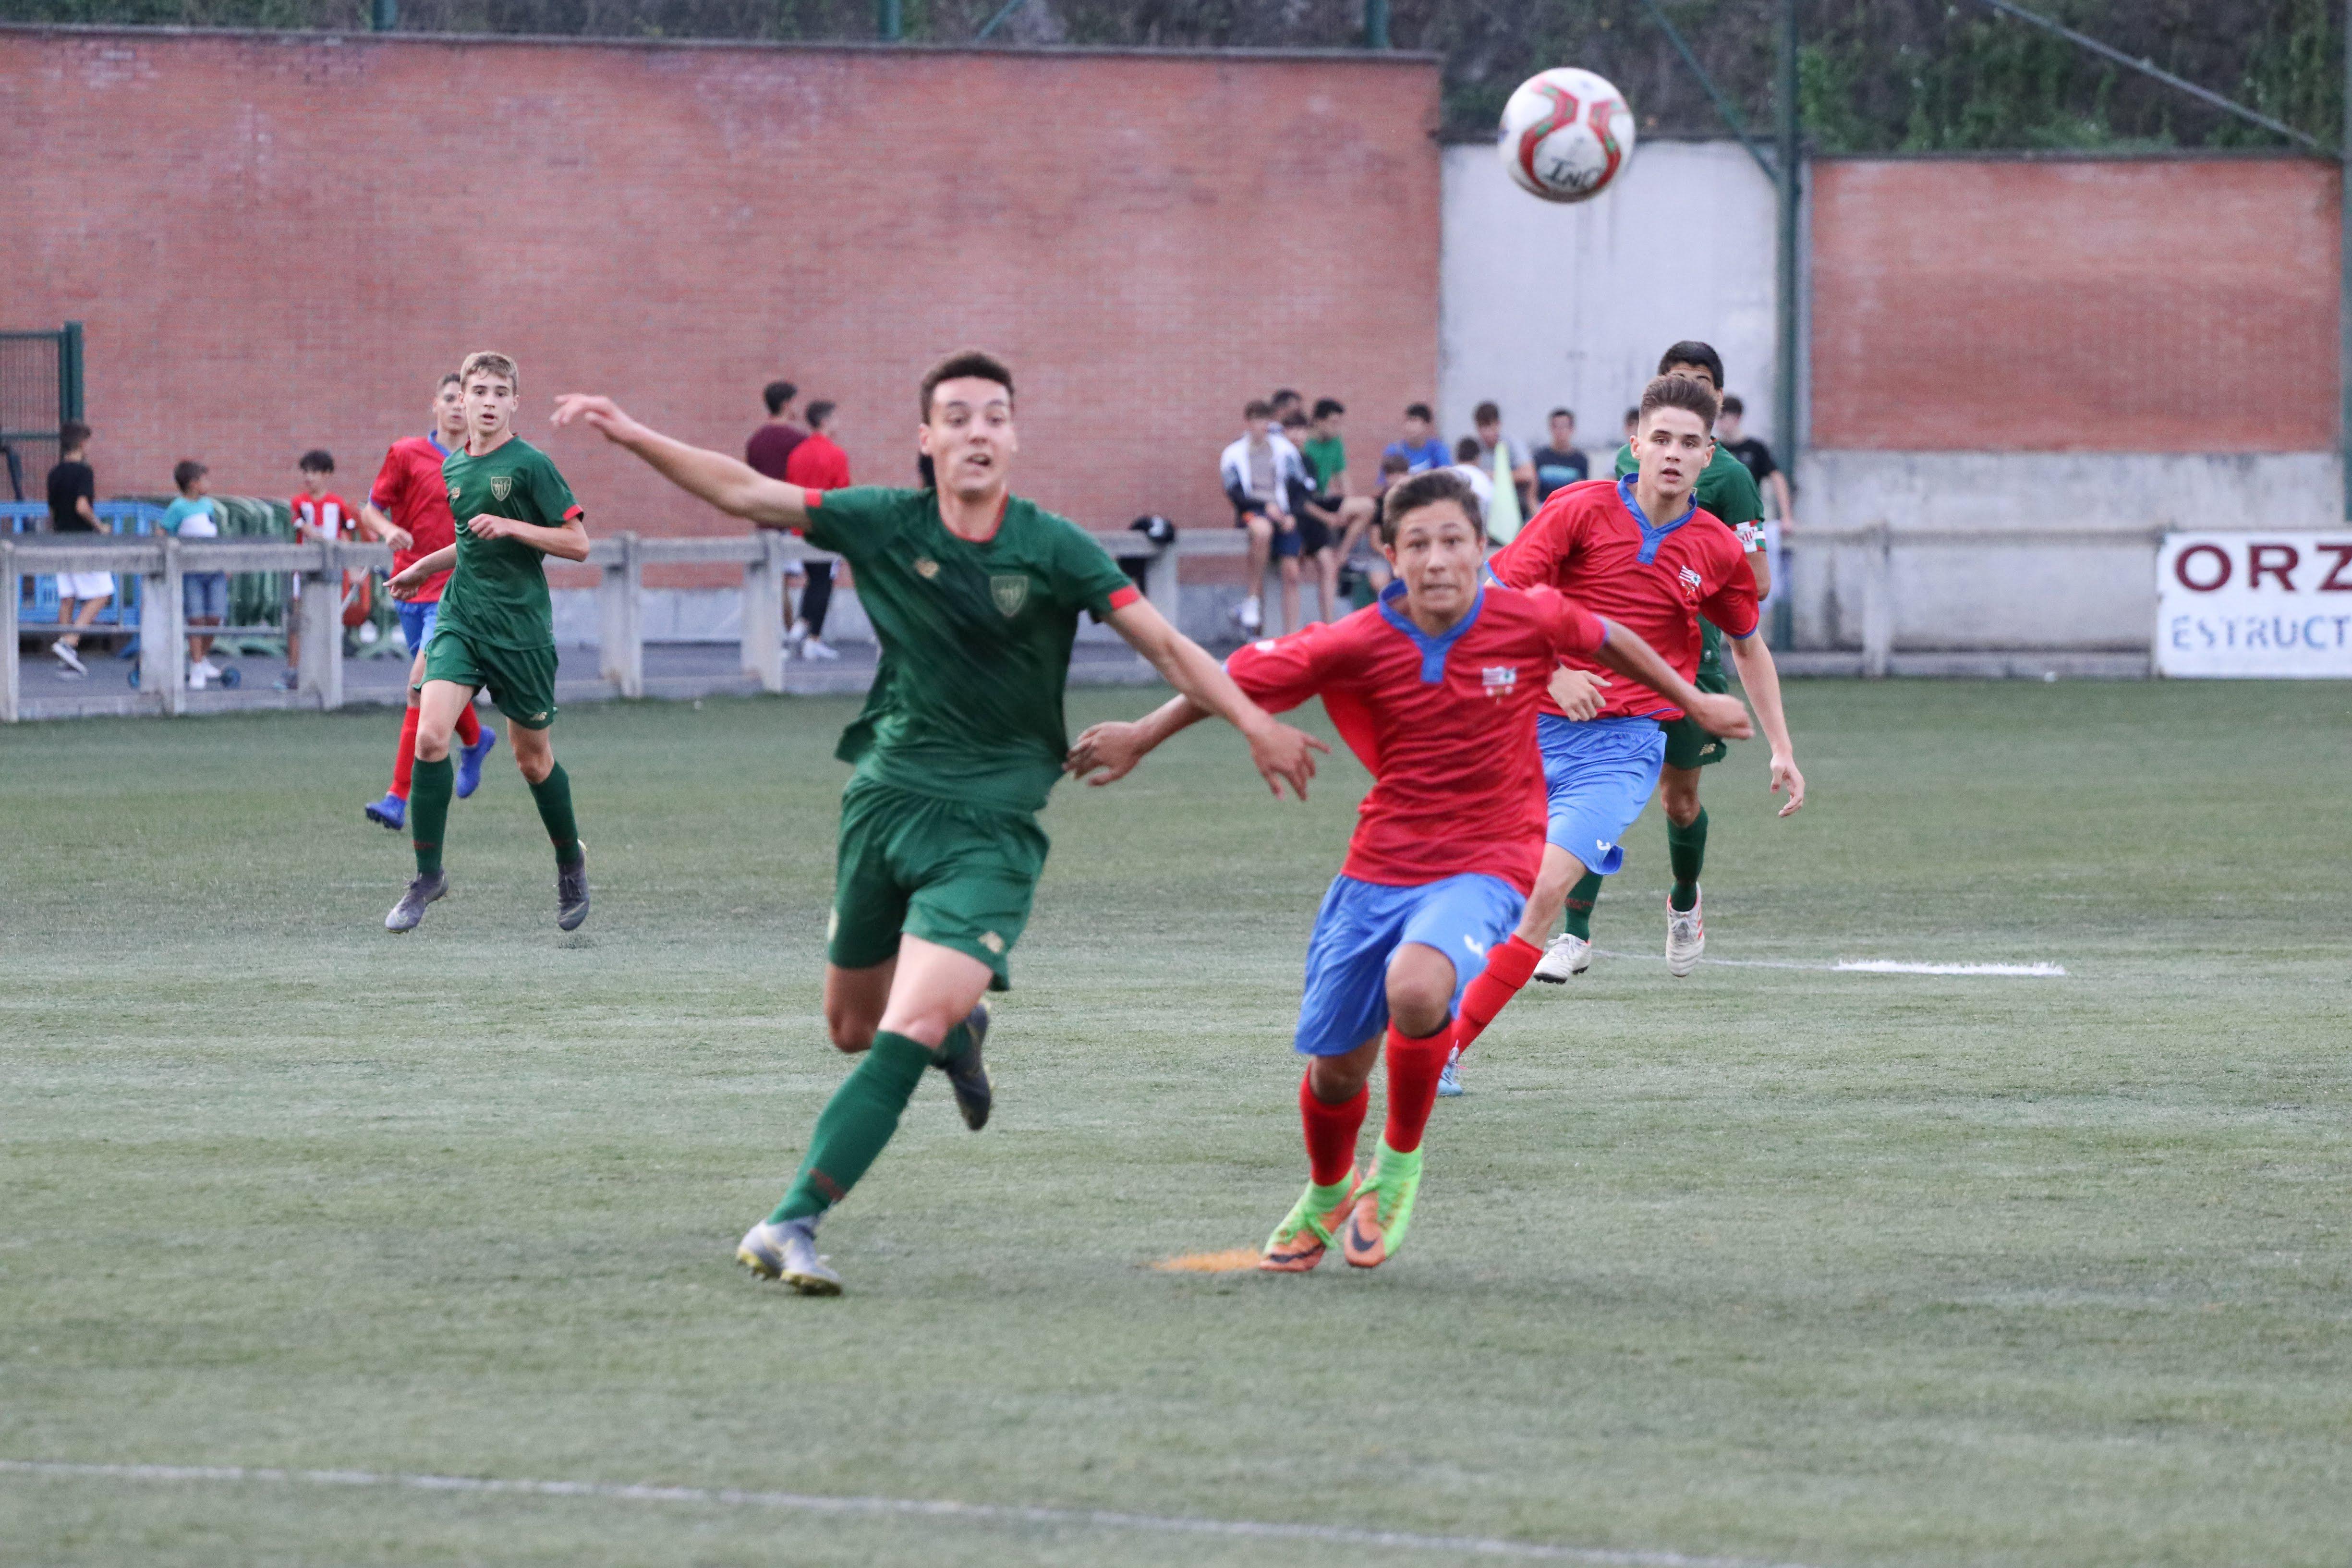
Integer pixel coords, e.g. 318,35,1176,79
1049,518,1137,620
1709,456,1765,528
799,486,908,564
1612,442,1636,478
529,451,580,525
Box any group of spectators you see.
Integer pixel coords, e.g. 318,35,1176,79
743,378,852,660
30,423,384,690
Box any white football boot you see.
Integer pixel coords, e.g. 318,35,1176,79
1530,933,1592,984
1665,888,1705,977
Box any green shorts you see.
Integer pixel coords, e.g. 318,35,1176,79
1661,632,1733,772
826,776,1049,991
419,628,559,730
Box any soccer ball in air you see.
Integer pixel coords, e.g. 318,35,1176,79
1498,68,1636,204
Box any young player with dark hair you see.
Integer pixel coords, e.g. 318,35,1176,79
383,352,593,934
1067,470,1747,1270
1445,377,1802,1085
1577,340,1782,978
552,349,1328,1295
362,372,496,831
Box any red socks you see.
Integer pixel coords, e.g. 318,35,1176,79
1382,1022,1450,1155
1454,935,1543,1059
1299,1072,1369,1187
392,705,483,800
390,707,422,798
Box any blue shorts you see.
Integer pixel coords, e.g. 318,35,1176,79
399,599,440,653
1235,509,1303,559
182,571,228,621
1537,715,1667,876
1293,873,1527,1057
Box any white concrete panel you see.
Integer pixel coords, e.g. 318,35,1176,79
1440,140,1780,459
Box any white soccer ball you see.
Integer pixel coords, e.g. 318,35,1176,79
1497,67,1636,204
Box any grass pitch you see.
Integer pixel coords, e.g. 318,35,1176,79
2,680,2348,1567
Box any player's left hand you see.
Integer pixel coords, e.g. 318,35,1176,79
1548,666,1607,720
466,512,524,541
1689,693,1755,742
1067,721,1148,786
1244,718,1329,801
551,393,647,446
1770,753,1806,817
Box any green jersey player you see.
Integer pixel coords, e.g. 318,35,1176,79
1545,339,1794,980
554,351,1325,1295
385,351,594,935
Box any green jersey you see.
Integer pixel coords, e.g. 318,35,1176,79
439,437,580,650
1301,435,1346,495
804,486,1136,815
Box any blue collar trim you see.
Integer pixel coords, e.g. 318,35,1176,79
1618,474,1697,564
428,431,451,456
1378,580,1485,683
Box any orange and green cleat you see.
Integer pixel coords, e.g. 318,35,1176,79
1259,1170,1360,1273
1341,1142,1423,1269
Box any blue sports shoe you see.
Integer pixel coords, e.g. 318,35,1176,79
364,792,407,832
1435,1045,1465,1098
455,727,498,800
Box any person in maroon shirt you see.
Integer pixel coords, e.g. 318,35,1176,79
746,380,838,659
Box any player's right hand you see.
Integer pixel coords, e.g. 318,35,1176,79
1067,720,1149,786
1690,693,1755,741
386,564,427,601
550,393,646,446
1548,666,1608,720
1245,718,1328,801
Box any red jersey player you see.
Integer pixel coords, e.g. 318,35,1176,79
1068,470,1748,1272
362,372,495,831
1446,376,1806,1086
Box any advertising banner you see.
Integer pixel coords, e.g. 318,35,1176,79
2157,533,2352,678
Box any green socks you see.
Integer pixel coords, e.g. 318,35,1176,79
1667,809,1708,912
410,756,453,877
769,1031,931,1224
1562,869,1603,940
528,761,583,867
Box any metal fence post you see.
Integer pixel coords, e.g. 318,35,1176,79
0,540,17,723
742,533,786,693
1860,521,1893,678
145,536,187,714
599,532,643,699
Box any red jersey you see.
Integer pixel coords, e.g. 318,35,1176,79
1490,477,1758,723
290,493,359,542
367,433,459,604
784,431,852,491
1226,583,1608,896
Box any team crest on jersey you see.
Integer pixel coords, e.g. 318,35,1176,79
1678,565,1705,605
1481,665,1518,698
914,557,940,579
990,574,1031,618
490,476,513,503
446,483,461,503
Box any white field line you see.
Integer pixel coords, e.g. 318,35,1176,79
1591,950,2066,977
0,1459,1826,1568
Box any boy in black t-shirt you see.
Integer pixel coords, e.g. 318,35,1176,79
1718,395,1794,528
45,421,107,675
1528,407,1589,504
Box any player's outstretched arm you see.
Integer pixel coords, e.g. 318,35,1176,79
388,545,456,600
1590,620,1755,742
1725,632,1805,816
1067,693,1206,786
549,394,810,530
1101,597,1327,798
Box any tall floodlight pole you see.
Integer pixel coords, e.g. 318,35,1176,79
1774,0,1800,486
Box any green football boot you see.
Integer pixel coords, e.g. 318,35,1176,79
1341,1142,1423,1269
1259,1169,1360,1273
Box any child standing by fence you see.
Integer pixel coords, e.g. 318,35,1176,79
161,460,225,689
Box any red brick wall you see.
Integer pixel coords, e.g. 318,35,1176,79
1811,157,2340,452
0,28,1439,585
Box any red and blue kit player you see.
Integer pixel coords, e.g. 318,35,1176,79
362,372,497,831
1069,470,1748,1272
1457,376,1804,1069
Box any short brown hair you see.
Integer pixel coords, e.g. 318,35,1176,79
172,459,207,490
1243,399,1273,423
920,349,1013,420
437,371,462,391
1637,373,1720,433
1379,467,1483,545
459,351,519,390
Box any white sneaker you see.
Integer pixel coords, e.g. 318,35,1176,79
51,643,86,674
1234,596,1263,634
195,656,224,677
186,667,210,691
1666,889,1705,977
1531,932,1591,984
800,637,840,662
785,618,809,656
735,1219,842,1295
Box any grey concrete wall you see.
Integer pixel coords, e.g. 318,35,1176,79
1789,451,2342,650
1439,140,1781,461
